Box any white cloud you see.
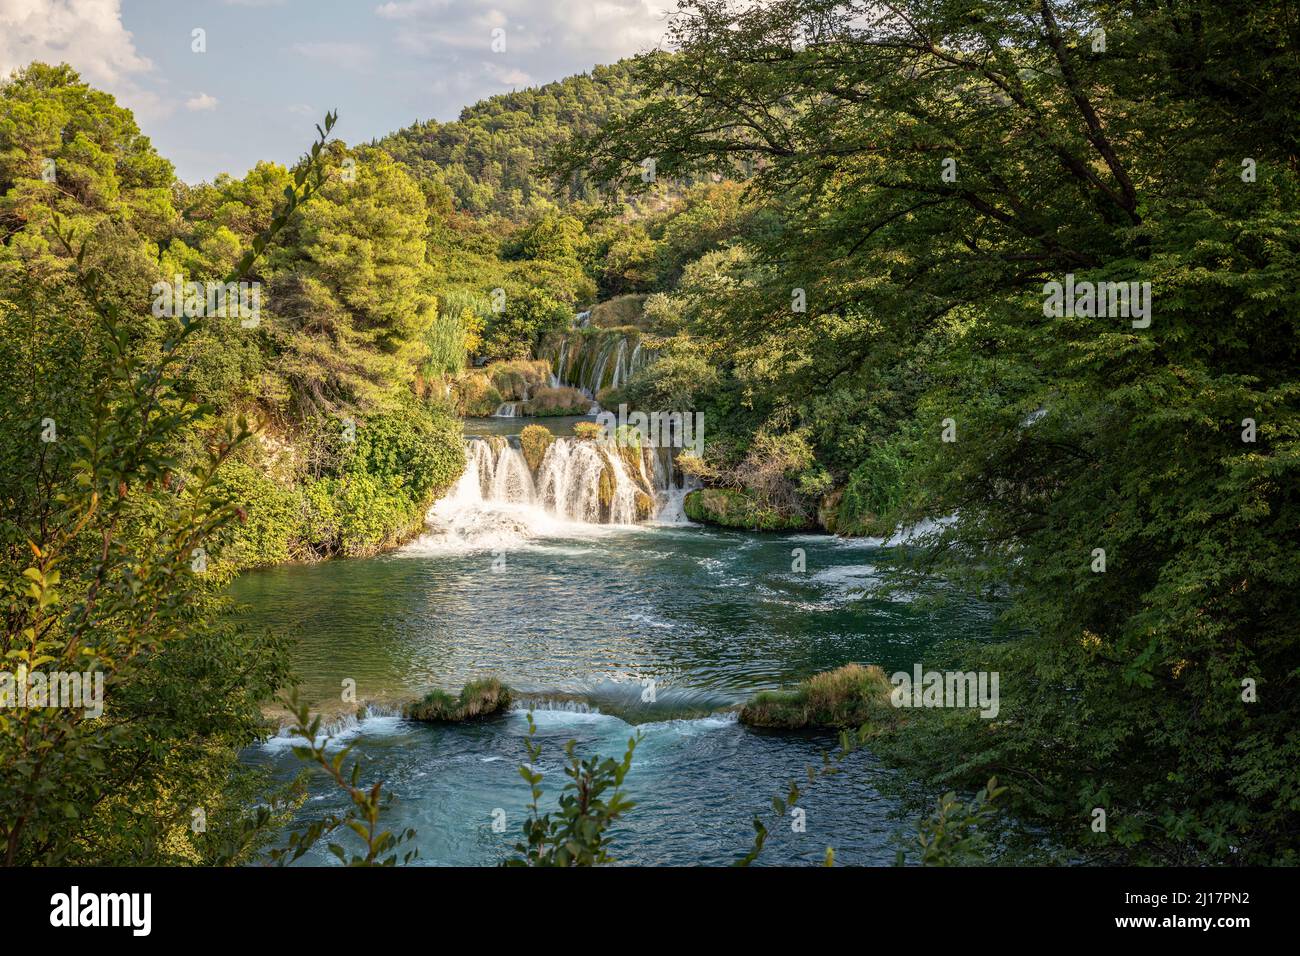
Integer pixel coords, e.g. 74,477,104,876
376,0,670,63
374,0,451,20
0,0,172,118
0,0,151,84
483,62,532,86
185,92,219,111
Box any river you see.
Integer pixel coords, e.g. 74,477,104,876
232,419,994,865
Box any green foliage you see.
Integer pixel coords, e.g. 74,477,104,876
346,403,463,507
453,371,504,417
212,404,463,564
739,664,896,730
403,678,511,722
621,343,718,411
516,213,586,262
379,63,654,219
486,358,550,401
211,460,302,569
903,778,1007,868
519,424,555,472
838,443,907,536
0,110,336,863
505,712,638,867
271,691,418,866
483,286,571,359
564,0,1300,863
682,487,814,532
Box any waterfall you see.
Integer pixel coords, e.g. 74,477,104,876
492,401,522,418
419,436,688,550
539,329,657,398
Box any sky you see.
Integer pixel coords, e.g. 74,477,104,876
0,0,674,182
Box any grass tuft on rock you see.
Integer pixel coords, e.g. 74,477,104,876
405,678,512,722
519,424,554,473
739,664,894,730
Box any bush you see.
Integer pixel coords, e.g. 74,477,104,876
621,347,717,411
455,372,504,416
683,487,814,531
506,713,638,867
482,286,572,359
839,443,906,535
519,424,555,472
526,385,591,416
212,460,303,571
404,679,512,722
740,664,896,730
487,359,551,401
589,294,649,328
346,403,464,505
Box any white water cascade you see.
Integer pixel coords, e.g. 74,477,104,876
416,436,692,551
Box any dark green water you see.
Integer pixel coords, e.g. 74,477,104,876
233,510,994,865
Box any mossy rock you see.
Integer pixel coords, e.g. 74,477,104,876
617,442,644,480
573,422,604,441
634,492,655,520
404,678,512,722
740,664,895,730
597,455,617,510
683,487,816,531
818,488,844,534
519,424,554,473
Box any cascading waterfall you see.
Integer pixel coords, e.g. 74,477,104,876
420,435,689,550
539,329,657,398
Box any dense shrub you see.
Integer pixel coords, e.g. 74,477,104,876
211,460,304,570
454,371,504,416
404,678,512,722
526,385,590,416
486,358,550,401
519,424,555,472
740,665,896,730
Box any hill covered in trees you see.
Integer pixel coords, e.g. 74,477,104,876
376,61,652,220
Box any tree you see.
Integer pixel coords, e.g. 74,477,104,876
562,0,1300,863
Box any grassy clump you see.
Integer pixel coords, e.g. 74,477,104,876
740,664,894,730
573,422,605,441
405,678,512,722
527,385,591,416
519,424,555,473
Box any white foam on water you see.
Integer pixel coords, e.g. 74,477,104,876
405,436,693,552
260,705,405,753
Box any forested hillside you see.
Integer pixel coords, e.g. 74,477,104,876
377,62,651,219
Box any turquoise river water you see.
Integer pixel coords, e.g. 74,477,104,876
232,420,993,865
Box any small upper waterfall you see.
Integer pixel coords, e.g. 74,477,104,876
418,435,692,551
539,329,657,399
